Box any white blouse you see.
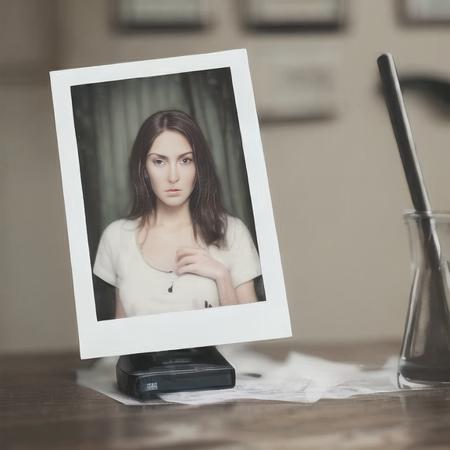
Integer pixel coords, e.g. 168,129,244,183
93,215,261,317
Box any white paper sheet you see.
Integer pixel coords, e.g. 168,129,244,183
76,345,400,406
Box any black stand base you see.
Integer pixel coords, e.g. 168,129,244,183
116,346,235,400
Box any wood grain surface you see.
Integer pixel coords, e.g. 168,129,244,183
2,342,450,450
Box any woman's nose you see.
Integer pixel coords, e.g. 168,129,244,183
168,163,180,183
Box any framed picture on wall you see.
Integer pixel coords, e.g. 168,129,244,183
399,0,450,24
116,0,210,30
242,0,346,31
50,49,291,359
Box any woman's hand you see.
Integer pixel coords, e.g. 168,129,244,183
175,247,228,281
176,247,239,306
175,247,257,306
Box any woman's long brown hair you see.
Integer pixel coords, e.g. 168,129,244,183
128,110,227,246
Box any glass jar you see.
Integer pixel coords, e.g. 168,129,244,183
399,211,450,388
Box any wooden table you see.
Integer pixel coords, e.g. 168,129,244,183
2,342,450,450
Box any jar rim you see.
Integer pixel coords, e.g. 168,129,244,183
403,210,450,220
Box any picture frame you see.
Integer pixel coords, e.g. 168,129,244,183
242,0,346,32
50,49,291,359
116,0,210,30
399,0,450,25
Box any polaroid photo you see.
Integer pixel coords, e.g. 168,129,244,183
50,49,291,358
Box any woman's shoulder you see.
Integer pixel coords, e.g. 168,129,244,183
225,214,244,230
101,218,139,241
224,214,251,245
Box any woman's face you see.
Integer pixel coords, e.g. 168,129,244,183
146,130,196,209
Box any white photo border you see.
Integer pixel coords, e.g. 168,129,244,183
50,49,291,359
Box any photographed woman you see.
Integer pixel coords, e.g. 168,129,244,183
93,110,261,318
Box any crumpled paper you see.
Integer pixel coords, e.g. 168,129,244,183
76,345,400,405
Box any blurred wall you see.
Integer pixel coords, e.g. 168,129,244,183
1,0,450,353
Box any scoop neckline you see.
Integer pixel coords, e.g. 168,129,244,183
131,220,208,274
132,223,175,274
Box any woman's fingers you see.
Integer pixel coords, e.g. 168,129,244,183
176,255,197,268
176,263,198,275
175,249,226,281
175,247,204,262
176,254,214,277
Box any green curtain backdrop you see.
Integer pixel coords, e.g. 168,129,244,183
71,68,265,319
72,68,255,259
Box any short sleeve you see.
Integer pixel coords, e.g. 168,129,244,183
93,223,119,286
227,218,262,288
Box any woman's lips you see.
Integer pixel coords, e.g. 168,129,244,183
166,189,181,195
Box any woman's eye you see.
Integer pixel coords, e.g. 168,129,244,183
152,159,165,166
180,157,192,165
